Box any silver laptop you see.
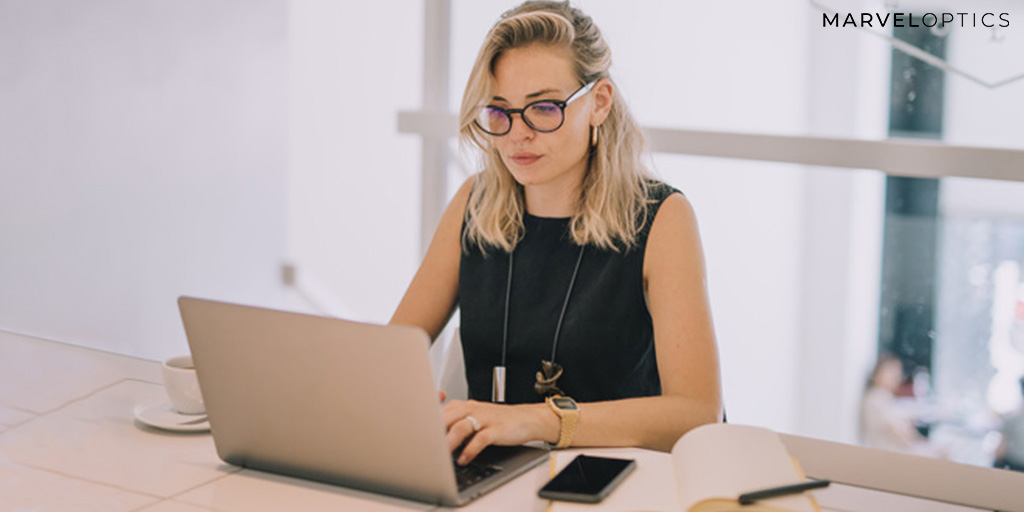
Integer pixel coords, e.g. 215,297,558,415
177,296,548,506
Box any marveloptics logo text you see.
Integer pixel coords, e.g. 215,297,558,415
824,12,1010,29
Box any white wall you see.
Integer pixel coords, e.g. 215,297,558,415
0,0,428,359
0,0,290,360
286,0,423,323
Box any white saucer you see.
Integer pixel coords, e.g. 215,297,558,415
133,400,210,433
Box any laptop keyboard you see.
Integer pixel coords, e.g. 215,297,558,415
454,448,505,491
453,454,502,491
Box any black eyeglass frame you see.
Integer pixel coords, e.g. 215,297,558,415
473,80,597,136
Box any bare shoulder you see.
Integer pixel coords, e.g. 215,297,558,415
649,192,699,242
644,192,704,278
436,174,478,231
450,175,477,215
454,174,477,203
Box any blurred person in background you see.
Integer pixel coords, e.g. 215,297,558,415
860,353,944,457
995,376,1024,471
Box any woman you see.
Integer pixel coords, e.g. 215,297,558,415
391,1,720,465
860,354,941,457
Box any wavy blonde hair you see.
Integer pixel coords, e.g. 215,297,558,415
460,1,652,253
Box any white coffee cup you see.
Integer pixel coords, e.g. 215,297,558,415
162,355,205,415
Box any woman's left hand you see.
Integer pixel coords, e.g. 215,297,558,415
442,399,555,465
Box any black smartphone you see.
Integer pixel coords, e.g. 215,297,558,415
537,455,637,503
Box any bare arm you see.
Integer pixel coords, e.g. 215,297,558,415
550,192,721,449
444,193,722,462
389,176,475,341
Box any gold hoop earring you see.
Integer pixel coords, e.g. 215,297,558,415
590,124,600,147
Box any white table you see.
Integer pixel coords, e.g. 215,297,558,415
0,330,993,511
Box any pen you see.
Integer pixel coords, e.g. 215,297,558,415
738,479,831,505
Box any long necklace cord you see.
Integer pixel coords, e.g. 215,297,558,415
496,243,585,401
550,246,585,363
492,250,516,403
501,251,514,367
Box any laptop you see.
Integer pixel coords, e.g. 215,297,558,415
177,296,548,506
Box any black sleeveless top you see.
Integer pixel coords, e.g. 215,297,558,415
458,181,679,404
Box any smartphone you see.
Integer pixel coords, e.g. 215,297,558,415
537,455,637,503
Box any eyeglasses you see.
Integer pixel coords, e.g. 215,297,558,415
474,81,596,136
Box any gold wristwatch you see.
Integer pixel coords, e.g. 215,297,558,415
546,395,579,449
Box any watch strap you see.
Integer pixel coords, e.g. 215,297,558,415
547,396,579,449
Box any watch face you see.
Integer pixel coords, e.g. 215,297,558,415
553,397,578,410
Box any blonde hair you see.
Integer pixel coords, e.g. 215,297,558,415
459,1,652,253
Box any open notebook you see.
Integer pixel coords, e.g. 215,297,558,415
672,424,820,512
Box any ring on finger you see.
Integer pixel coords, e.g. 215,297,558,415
465,415,482,432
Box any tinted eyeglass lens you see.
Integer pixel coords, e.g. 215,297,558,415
524,102,563,131
478,107,511,135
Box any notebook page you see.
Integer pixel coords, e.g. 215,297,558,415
672,424,817,512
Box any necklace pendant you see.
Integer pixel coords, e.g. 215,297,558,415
534,360,564,397
492,365,507,403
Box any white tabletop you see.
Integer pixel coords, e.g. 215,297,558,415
0,329,989,511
